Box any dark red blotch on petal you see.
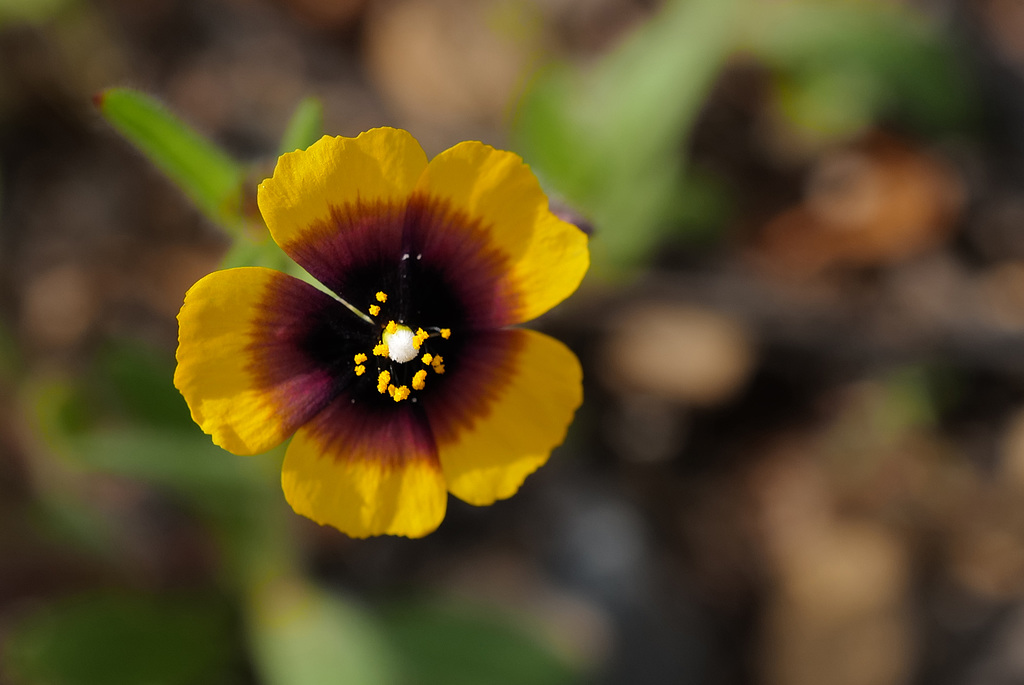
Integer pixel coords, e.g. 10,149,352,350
246,271,372,430
423,329,525,445
281,195,523,331
303,392,439,471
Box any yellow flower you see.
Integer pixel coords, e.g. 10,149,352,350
173,128,589,538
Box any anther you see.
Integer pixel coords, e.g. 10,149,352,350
376,291,388,303
412,369,427,390
355,365,366,376
373,342,389,357
413,328,429,349
353,353,367,364
431,354,445,374
392,385,411,402
369,305,380,316
421,353,433,365
440,328,451,339
377,370,391,394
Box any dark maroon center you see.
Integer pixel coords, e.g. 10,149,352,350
250,193,526,443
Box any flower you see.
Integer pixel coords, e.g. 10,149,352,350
173,127,589,538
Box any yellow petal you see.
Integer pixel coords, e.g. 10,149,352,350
174,267,342,455
257,127,428,250
415,141,589,324
282,404,447,538
432,329,583,506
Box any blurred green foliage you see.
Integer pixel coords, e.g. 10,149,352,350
381,598,579,685
248,580,400,685
0,0,73,26
742,2,973,137
3,592,236,685
514,0,740,274
278,96,325,157
513,0,973,274
96,88,245,234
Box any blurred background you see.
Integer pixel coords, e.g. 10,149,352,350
2,0,1024,683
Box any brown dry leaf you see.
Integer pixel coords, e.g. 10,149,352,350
752,449,912,685
137,246,224,319
21,264,98,350
364,0,538,128
762,521,912,685
600,303,756,406
754,133,964,279
999,407,1024,491
949,520,1024,600
981,0,1024,69
277,0,367,30
976,260,1024,331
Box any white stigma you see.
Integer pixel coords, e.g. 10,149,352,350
385,327,417,363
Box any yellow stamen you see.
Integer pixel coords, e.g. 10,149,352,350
354,365,366,376
392,385,411,402
413,328,429,349
353,353,367,364
421,353,433,365
388,384,396,397
385,320,399,335
431,354,445,374
377,370,391,394
373,342,389,357
412,369,427,390
440,328,451,339
368,305,380,316
376,291,388,303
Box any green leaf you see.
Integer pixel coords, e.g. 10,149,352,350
382,598,579,685
279,96,324,156
68,428,274,497
96,87,245,233
0,0,71,26
219,230,293,272
26,376,94,444
741,1,974,137
248,580,399,685
91,340,195,430
3,592,235,685
219,232,330,297
513,0,741,274
62,426,287,578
